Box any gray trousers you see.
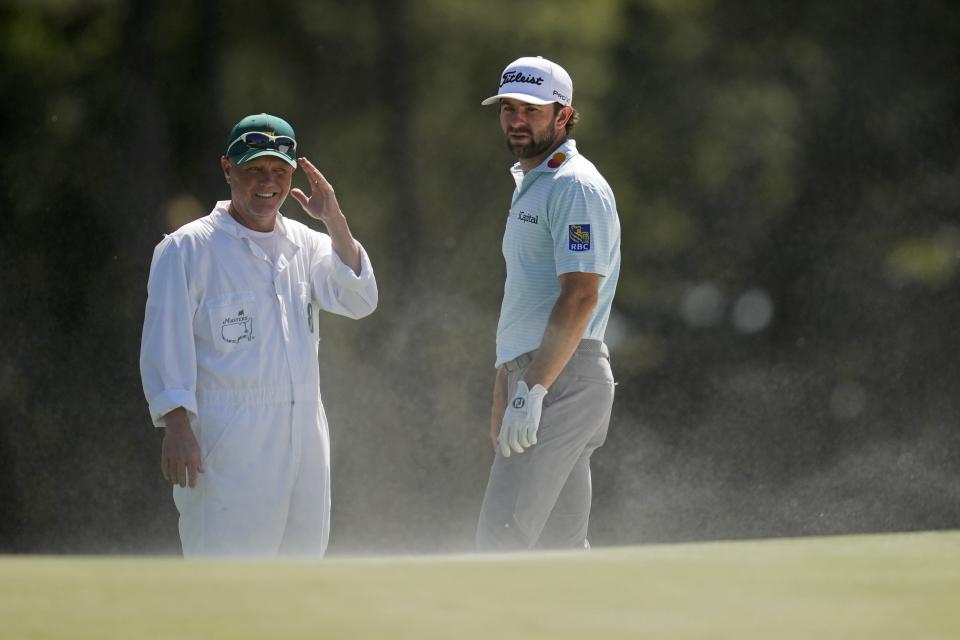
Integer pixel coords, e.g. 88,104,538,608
476,340,615,550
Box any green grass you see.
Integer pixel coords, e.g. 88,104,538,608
2,530,958,639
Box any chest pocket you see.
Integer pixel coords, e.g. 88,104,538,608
206,291,258,352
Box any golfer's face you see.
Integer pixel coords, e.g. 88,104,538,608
499,98,562,159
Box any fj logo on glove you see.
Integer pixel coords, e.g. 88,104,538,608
512,397,526,409
221,309,255,343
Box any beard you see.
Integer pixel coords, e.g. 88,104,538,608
505,126,561,159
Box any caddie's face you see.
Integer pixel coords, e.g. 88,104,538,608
499,98,569,160
220,155,295,231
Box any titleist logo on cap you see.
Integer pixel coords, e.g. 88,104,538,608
481,56,574,107
500,70,545,88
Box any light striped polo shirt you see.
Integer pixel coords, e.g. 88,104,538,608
495,139,621,367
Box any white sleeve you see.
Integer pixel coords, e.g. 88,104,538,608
139,237,199,428
310,240,378,319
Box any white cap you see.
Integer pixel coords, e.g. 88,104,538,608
481,56,573,107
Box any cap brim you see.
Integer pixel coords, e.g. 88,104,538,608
230,148,298,168
480,92,556,106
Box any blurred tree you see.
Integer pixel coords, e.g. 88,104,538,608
591,0,960,543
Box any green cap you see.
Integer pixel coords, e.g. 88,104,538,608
225,113,298,167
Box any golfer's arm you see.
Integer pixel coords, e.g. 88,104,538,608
489,367,508,449
522,272,599,390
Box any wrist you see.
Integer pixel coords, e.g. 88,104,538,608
162,408,191,433
320,210,348,229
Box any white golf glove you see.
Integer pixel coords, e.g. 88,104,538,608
499,381,548,458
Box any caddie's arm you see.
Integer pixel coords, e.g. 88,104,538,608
489,367,508,451
522,272,600,389
291,157,362,274
160,407,204,488
141,237,205,486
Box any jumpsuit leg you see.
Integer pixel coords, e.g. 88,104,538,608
279,401,332,556
174,400,296,557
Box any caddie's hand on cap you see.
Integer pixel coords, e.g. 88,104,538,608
291,156,363,275
498,381,548,458
290,157,343,225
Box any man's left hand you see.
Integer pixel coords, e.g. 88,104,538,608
290,157,343,225
498,381,548,458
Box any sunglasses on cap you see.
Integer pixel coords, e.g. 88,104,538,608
227,131,297,157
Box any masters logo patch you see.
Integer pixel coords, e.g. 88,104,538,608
568,224,591,251
221,308,254,344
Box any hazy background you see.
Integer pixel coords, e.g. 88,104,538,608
1,0,958,554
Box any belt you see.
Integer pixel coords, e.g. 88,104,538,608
502,352,535,372
501,339,608,372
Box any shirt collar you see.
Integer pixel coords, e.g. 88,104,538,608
509,138,579,179
211,200,296,244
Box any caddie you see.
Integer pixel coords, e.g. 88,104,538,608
140,113,378,557
476,57,621,550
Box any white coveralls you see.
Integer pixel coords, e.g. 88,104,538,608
140,201,377,557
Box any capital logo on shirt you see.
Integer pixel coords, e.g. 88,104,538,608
517,211,539,224
221,309,255,343
569,224,591,251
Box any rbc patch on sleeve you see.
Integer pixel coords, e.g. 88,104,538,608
568,224,591,251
